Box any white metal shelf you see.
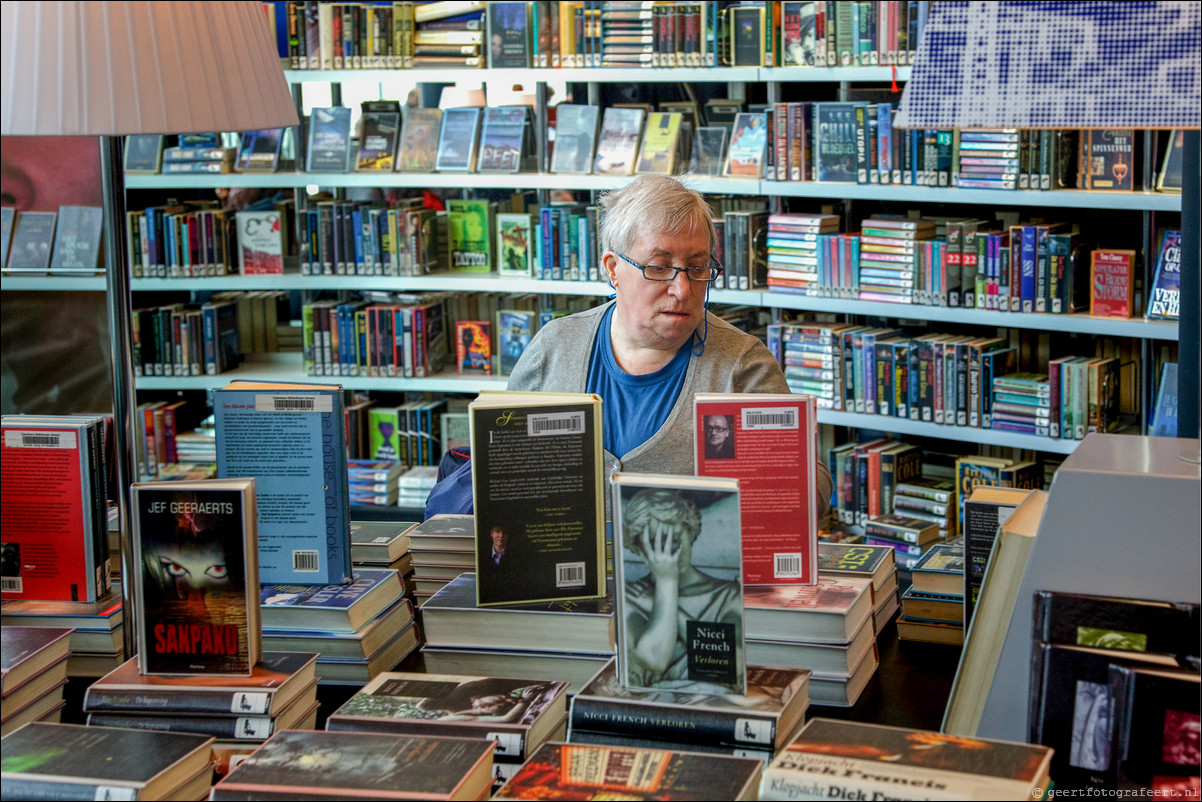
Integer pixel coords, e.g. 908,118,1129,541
282,66,911,85
1,274,107,291
817,410,1082,454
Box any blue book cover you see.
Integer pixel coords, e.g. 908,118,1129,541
1020,225,1038,313
1146,229,1181,320
215,381,352,586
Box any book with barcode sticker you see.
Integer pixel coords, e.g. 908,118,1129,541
214,381,352,586
694,393,818,586
468,391,605,608
258,568,404,632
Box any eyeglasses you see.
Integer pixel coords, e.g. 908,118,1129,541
614,252,723,283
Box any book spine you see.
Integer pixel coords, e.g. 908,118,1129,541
83,687,278,715
569,697,779,752
86,711,275,740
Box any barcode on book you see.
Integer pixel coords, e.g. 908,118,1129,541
231,692,270,715
742,407,798,430
4,430,76,449
94,787,136,801
254,393,334,413
1,576,22,593
292,550,320,572
734,717,773,745
528,411,585,436
774,553,802,579
486,731,523,757
556,561,586,588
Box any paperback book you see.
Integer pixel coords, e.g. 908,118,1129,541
743,576,874,644
235,210,285,275
235,129,283,172
635,112,683,175
477,106,528,172
396,107,443,172
593,106,645,175
435,106,482,172
131,478,260,676
612,471,746,695
455,320,492,374
356,111,401,171
48,205,104,272
496,213,534,277
259,567,404,632
1146,229,1181,320
306,106,353,172
551,104,600,174
724,112,768,177
496,309,534,376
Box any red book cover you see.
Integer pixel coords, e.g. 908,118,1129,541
694,393,818,585
456,320,492,374
1089,248,1135,318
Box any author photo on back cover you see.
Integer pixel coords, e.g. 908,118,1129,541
702,414,735,459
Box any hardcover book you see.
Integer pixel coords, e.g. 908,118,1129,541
816,542,896,593
761,718,1053,801
569,657,810,753
213,380,352,586
612,471,746,695
327,672,569,762
1089,248,1135,318
635,112,683,175
1031,590,1200,658
435,106,482,172
48,205,104,272
1080,128,1134,191
131,478,260,676
0,722,214,802
6,210,56,271
494,741,764,801
356,111,401,171
455,320,492,374
396,108,443,172
487,1,531,67
259,567,404,632
123,134,164,174
909,542,964,597
496,213,534,277
724,112,768,177
349,520,415,564
470,392,605,606
743,576,874,645
1146,229,1181,320
695,393,818,585
0,626,72,697
477,106,528,172
1107,663,1201,792
593,106,645,175
550,104,600,174
209,729,494,801
235,210,285,275
235,128,283,172
306,106,353,172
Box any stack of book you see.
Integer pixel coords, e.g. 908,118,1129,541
957,128,1022,190
82,652,319,777
991,371,1053,437
896,542,966,645
347,459,405,507
857,216,936,303
349,519,416,584
763,213,842,297
406,513,476,605
0,591,125,677
419,572,615,694
327,671,569,790
414,4,485,69
817,542,900,633
863,512,943,570
568,657,811,762
769,320,854,405
397,464,439,509
161,143,235,174
1,626,72,736
743,577,879,707
259,568,418,685
892,476,956,537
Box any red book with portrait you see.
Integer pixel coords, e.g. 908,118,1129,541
694,392,819,586
131,478,261,676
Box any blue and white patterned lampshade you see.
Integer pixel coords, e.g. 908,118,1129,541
894,1,1201,130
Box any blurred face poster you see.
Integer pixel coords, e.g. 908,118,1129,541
2,135,112,414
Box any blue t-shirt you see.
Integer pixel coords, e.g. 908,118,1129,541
586,305,692,458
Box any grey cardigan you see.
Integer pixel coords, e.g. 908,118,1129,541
506,301,833,517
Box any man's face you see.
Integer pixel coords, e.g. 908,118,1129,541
490,527,507,550
606,227,711,352
706,417,730,447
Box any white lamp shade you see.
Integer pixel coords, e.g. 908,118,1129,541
1,0,299,136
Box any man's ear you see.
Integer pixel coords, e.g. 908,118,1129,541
602,251,619,289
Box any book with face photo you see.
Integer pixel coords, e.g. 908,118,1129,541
306,107,353,172
435,107,483,172
356,111,402,171
551,104,600,174
236,128,284,172
593,107,645,176
397,107,443,172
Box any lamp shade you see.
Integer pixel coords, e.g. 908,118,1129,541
894,1,1201,130
1,0,299,136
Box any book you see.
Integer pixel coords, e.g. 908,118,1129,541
396,107,443,172
729,3,766,66
123,134,164,174
962,485,1033,627
434,106,482,171
487,1,531,67
690,125,729,176
0,626,72,698
305,106,352,173
743,576,874,644
83,651,318,716
1146,229,1182,320
130,479,260,676
1151,362,1180,437
900,587,963,624
761,718,1053,801
1155,129,1185,192
259,567,404,632
496,309,534,376
356,111,401,171
0,722,214,801
550,104,600,174
724,112,768,177
1,591,123,633
446,197,493,270
235,128,283,172
48,205,104,272
494,741,764,801
748,616,875,676
1080,128,1134,191
612,471,745,695
0,207,12,268
213,380,352,586
1031,590,1200,658
6,210,56,271
812,102,860,182
694,393,818,585
349,520,415,564
420,572,615,654
943,490,1048,737
635,112,683,175
477,106,528,172
909,542,964,596
209,729,494,801
327,672,569,762
569,657,810,754
816,542,896,593
455,320,491,374
1089,248,1135,318
593,106,645,175
235,210,285,275
496,213,534,277
470,391,605,607
954,454,1013,536
1107,663,1201,791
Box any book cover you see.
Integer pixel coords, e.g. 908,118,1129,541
570,657,810,753
259,568,404,632
435,106,482,172
235,128,283,172
551,104,600,174
635,112,682,175
455,320,492,374
327,672,569,761
487,0,531,67
1090,248,1135,318
0,722,214,801
1107,663,1201,792
478,106,528,172
816,542,895,591
1081,128,1134,191
356,112,401,171
396,107,443,172
1146,229,1182,320
6,211,56,271
724,112,767,177
470,392,605,606
743,576,874,645
349,520,414,564
494,741,764,801
729,4,765,67
612,471,745,695
962,485,1032,625
496,309,534,376
694,393,817,585
953,455,1012,536
812,102,860,182
496,213,534,277
762,718,1052,801
131,479,260,676
593,106,645,175
447,198,493,270
306,106,353,172
909,542,964,597
209,729,494,801
213,380,352,586
48,205,104,272
235,210,285,275
781,1,817,67
123,134,164,174
1031,590,1199,658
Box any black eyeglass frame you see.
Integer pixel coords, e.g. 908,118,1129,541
612,251,724,283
